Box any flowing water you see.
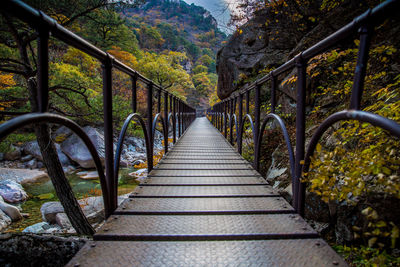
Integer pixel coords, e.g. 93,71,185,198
3,168,140,232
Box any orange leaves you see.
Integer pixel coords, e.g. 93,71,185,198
108,46,138,69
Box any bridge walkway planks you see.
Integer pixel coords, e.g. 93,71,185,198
67,117,347,266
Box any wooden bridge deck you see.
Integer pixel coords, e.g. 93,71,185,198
67,118,346,266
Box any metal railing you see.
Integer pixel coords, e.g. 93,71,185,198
0,0,195,218
208,0,400,216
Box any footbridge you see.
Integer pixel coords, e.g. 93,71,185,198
1,0,400,266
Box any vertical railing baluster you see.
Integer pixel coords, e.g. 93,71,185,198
37,29,49,112
173,97,176,143
102,54,115,213
164,91,168,153
131,74,137,113
295,54,307,216
178,101,182,138
157,89,161,114
254,84,261,170
224,101,227,138
349,25,372,110
169,95,174,144
270,73,277,114
246,90,250,115
229,99,233,144
219,104,222,132
147,83,154,172
238,93,243,154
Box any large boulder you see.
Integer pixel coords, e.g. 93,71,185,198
60,126,106,169
0,209,11,231
0,168,49,185
3,146,21,161
0,180,28,203
23,141,70,167
52,126,72,142
22,222,54,234
216,8,295,99
41,195,129,227
40,202,64,224
0,196,22,221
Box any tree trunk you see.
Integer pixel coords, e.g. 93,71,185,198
27,77,94,235
34,123,95,235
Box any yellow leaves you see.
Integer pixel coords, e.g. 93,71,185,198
362,207,378,220
0,72,16,89
390,223,399,248
281,75,297,86
368,237,378,248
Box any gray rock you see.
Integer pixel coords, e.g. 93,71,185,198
0,209,11,231
63,165,76,174
78,196,105,224
0,180,28,203
0,196,22,221
21,155,33,162
4,146,21,161
0,233,86,266
0,168,49,185
25,159,37,169
52,126,72,140
23,141,70,167
40,202,64,223
55,213,72,229
61,126,106,168
0,153,3,161
79,171,99,180
22,222,51,233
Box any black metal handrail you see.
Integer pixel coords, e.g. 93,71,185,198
208,0,400,216
0,0,195,218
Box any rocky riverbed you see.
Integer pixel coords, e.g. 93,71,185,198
0,126,163,234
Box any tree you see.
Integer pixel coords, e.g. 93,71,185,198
138,51,194,98
83,9,140,55
0,0,142,235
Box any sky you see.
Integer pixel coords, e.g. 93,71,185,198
183,0,239,33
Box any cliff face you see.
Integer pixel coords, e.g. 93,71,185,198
216,1,369,99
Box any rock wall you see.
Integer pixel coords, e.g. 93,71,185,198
216,1,368,99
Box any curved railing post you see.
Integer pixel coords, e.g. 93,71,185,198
147,82,154,172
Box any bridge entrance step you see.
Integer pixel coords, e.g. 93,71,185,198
67,118,347,266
